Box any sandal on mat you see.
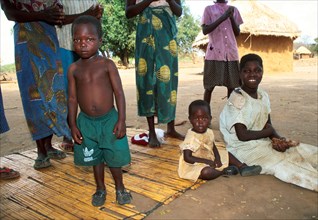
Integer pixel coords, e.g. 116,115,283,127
47,149,66,160
92,189,106,207
116,189,132,205
0,167,20,180
34,157,51,170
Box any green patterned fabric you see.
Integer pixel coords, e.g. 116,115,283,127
135,6,178,124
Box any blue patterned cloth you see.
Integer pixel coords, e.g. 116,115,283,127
0,88,10,134
13,22,71,140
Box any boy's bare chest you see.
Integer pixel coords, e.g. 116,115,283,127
75,68,109,83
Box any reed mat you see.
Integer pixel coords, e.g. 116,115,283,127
0,128,216,219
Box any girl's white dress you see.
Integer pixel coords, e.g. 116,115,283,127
220,88,318,191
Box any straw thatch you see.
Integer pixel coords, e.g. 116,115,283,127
192,0,301,72
294,46,313,59
295,46,312,55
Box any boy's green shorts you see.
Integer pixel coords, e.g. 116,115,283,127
74,108,131,167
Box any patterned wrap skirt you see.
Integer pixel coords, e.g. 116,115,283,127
13,22,71,140
135,6,178,124
0,87,9,134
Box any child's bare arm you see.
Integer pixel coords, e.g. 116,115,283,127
67,64,82,144
107,59,126,139
183,150,216,168
266,115,282,139
229,7,240,36
234,115,280,141
212,143,222,167
202,6,232,35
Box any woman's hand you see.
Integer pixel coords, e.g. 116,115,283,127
85,4,104,19
42,4,65,25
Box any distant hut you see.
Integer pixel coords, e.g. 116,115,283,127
192,0,301,73
294,46,312,59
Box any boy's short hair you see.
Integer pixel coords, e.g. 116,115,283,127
72,15,102,38
188,100,211,117
240,53,263,70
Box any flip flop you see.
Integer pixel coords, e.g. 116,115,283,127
34,157,51,170
239,164,262,177
0,167,20,180
223,166,239,175
47,149,66,160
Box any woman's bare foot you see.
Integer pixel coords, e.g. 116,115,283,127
166,130,185,141
148,131,161,148
60,136,74,152
166,120,185,141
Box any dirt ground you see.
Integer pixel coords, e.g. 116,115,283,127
0,58,317,219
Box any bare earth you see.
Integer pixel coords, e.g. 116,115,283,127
0,58,317,219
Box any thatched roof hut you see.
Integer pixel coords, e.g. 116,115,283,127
192,0,301,72
294,46,313,59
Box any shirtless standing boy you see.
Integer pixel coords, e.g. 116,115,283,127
68,15,132,206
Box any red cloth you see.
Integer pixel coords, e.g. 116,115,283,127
131,133,148,146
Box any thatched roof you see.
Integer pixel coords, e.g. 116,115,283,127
295,46,312,54
192,0,301,48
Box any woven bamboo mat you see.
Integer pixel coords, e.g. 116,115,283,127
0,128,212,219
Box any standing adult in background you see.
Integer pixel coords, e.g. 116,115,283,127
125,0,184,148
202,0,243,106
1,0,69,169
56,0,103,152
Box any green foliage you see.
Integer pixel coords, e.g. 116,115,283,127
97,0,200,63
310,38,318,54
0,63,15,73
177,2,200,54
98,0,137,65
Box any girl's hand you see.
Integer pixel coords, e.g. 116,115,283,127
43,4,65,25
207,160,216,168
272,137,299,152
71,126,83,144
214,158,223,168
113,120,126,139
225,6,234,18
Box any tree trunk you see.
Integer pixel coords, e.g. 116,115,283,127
119,49,129,67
